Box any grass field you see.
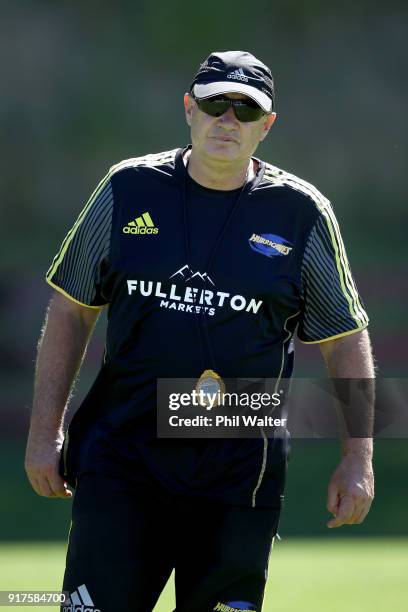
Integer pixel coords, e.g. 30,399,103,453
0,538,406,611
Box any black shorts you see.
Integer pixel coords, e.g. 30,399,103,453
61,470,281,612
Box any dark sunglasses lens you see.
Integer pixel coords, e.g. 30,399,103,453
195,96,265,122
196,99,229,117
234,105,265,122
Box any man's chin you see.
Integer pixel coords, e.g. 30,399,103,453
204,139,240,161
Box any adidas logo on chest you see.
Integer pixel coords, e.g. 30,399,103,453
123,211,159,235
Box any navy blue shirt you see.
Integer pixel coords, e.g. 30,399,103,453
46,146,368,507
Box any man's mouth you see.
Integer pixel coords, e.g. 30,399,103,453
210,134,238,143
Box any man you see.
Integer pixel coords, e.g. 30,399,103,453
25,51,375,612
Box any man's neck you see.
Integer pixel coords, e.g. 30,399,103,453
184,148,255,191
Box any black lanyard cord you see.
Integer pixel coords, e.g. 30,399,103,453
182,160,250,374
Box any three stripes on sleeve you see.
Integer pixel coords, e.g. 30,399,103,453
46,175,113,308
298,213,369,343
263,163,369,343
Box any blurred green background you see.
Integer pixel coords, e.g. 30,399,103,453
0,1,407,609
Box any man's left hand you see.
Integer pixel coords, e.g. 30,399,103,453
326,453,374,528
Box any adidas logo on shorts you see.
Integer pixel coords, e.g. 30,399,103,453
62,584,100,612
123,211,159,235
227,68,249,82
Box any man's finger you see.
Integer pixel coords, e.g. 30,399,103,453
26,472,53,497
37,476,56,498
354,500,371,524
28,475,44,497
47,474,72,499
327,494,355,528
348,487,373,524
326,482,339,514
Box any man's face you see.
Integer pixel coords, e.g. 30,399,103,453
184,92,276,164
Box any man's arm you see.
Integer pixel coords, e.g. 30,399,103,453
25,291,100,498
319,328,375,528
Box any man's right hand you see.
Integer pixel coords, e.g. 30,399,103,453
25,437,73,499
26,292,99,499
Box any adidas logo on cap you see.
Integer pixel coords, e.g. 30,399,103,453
123,211,159,235
227,68,248,82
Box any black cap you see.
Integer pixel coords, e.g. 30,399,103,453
190,50,275,113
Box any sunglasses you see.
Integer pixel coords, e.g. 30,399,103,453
192,94,266,123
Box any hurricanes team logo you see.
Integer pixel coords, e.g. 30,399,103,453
213,602,257,612
249,233,292,258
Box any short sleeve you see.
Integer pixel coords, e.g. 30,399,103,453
297,208,369,343
46,173,113,308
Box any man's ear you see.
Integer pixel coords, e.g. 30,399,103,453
260,112,277,141
184,93,193,126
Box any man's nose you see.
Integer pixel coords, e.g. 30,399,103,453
218,106,237,124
